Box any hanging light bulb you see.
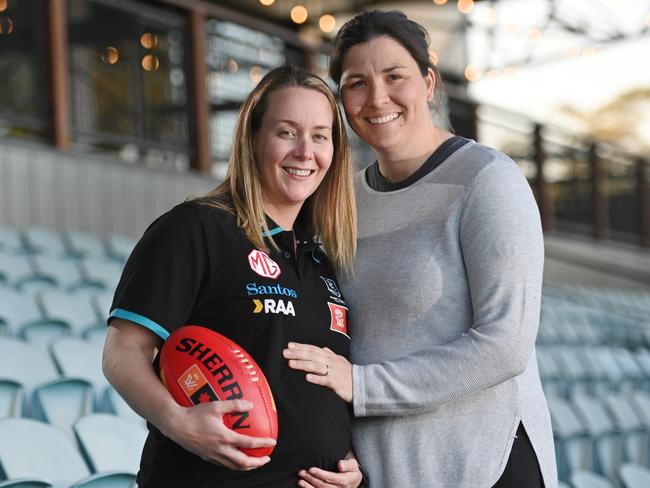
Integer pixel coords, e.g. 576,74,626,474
319,14,336,33
259,0,275,5
101,46,119,64
458,0,474,14
290,5,308,24
433,0,448,5
464,64,481,82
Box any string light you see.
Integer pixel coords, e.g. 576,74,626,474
259,0,275,5
565,47,580,59
464,64,481,81
0,0,7,12
528,28,542,42
141,54,160,71
101,46,119,64
486,69,500,79
505,24,520,34
290,5,308,24
485,7,497,25
140,33,158,49
250,65,264,84
319,14,336,33
458,0,474,14
227,59,238,73
433,0,448,5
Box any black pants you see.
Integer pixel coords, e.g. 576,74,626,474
492,423,545,488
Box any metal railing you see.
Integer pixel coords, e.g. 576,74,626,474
474,101,650,248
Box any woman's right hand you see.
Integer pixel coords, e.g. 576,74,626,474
163,398,276,470
103,319,275,471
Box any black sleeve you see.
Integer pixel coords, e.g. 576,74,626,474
108,203,207,340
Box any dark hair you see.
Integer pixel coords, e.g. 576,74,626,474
329,10,436,85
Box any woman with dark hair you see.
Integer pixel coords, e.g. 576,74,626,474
285,10,557,488
103,65,362,488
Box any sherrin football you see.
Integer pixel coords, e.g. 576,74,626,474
159,325,278,457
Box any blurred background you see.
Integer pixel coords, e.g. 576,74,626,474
1,1,650,487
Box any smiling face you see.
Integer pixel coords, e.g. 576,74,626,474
254,86,334,227
340,36,435,161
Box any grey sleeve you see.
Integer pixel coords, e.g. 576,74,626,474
352,157,544,417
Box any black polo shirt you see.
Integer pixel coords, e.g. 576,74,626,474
109,201,352,488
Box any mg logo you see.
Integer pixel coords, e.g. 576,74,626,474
248,249,281,279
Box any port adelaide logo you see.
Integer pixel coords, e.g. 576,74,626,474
320,276,345,304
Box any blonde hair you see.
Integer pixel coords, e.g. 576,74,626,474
197,65,356,276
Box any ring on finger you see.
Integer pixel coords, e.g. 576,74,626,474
323,363,329,376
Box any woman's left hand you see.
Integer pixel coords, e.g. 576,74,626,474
297,457,363,488
283,342,353,403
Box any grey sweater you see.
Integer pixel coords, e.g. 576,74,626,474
343,141,557,487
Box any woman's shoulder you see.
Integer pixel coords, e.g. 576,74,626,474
442,140,525,187
149,199,236,237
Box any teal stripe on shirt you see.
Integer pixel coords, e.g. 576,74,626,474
109,308,169,340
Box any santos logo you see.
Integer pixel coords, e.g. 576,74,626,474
246,282,298,298
252,299,295,316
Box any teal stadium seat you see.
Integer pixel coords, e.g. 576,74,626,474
0,480,53,487
0,226,22,254
38,292,102,337
30,256,84,292
556,347,591,396
50,338,108,409
0,418,135,488
620,463,650,488
0,288,43,337
572,393,622,483
30,378,94,438
77,259,123,295
602,393,647,466
74,414,147,474
0,253,37,290
548,395,591,481
571,470,616,488
101,388,144,427
104,235,136,264
0,380,23,419
537,347,566,397
21,228,66,257
64,232,106,260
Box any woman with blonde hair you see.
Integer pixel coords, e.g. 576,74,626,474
103,65,362,488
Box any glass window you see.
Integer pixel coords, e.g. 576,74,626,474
205,20,285,177
67,0,189,171
0,0,48,140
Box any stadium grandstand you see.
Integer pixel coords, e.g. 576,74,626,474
1,0,649,486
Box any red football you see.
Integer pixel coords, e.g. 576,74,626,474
159,325,278,457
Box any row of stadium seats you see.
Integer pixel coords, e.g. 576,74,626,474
537,346,650,398
548,392,650,481
544,285,650,323
0,288,111,344
0,414,146,487
539,299,650,349
0,336,143,428
2,222,650,486
0,225,135,262
0,252,124,296
561,464,650,488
